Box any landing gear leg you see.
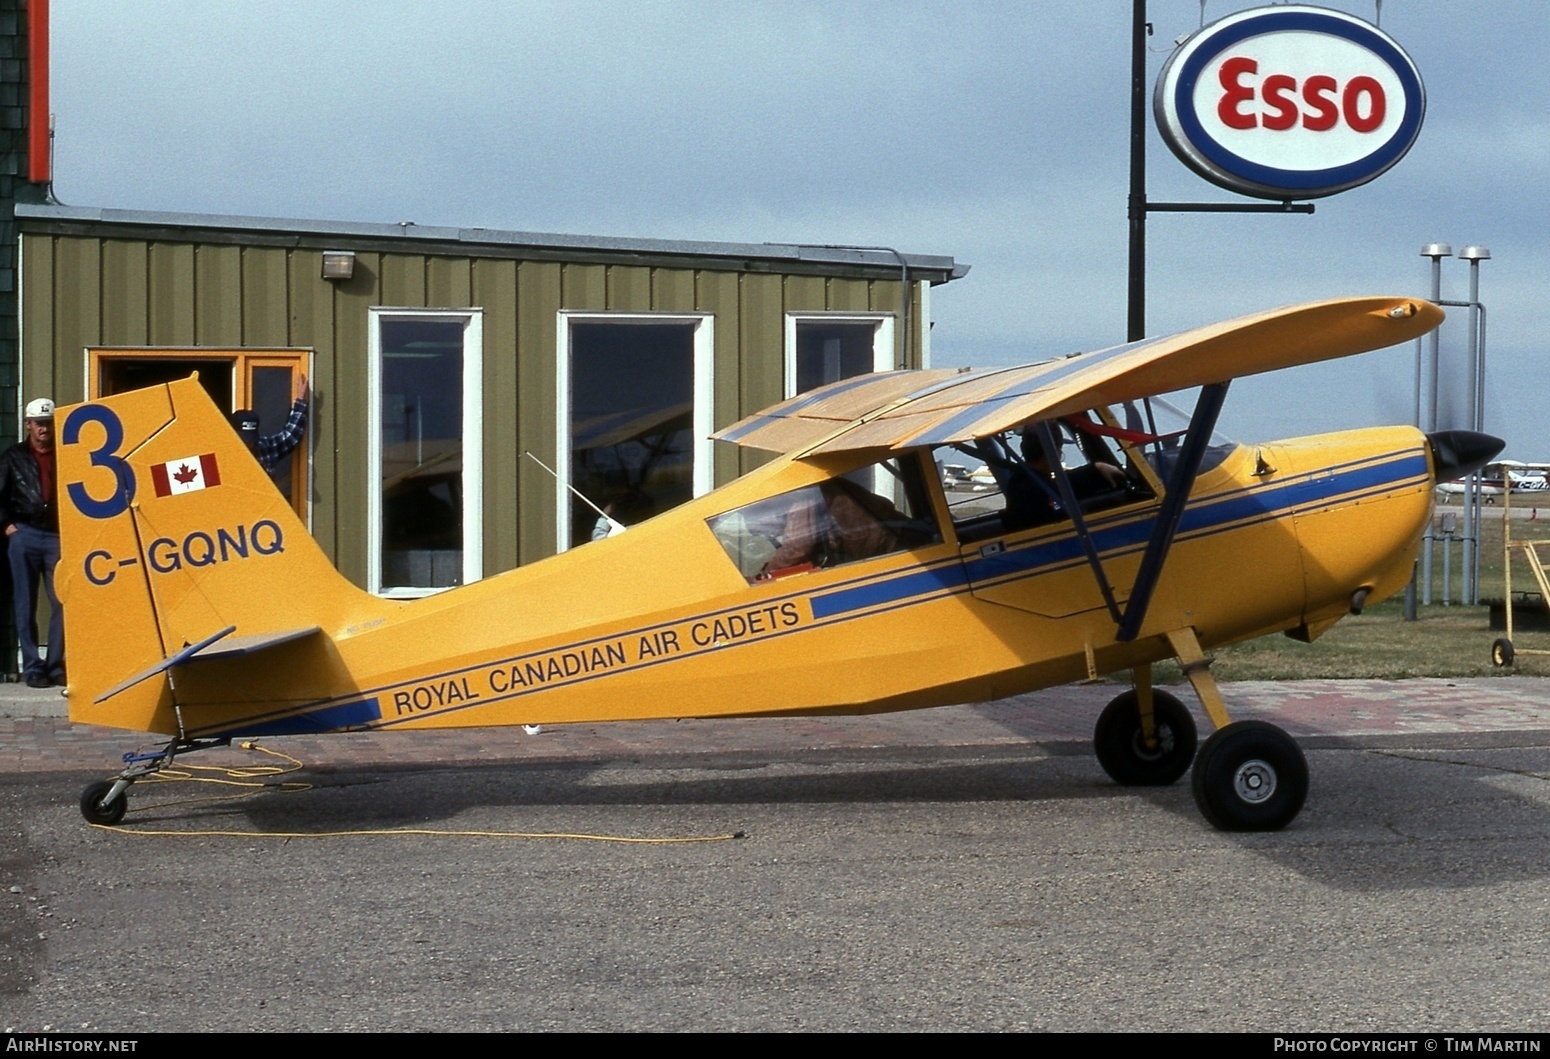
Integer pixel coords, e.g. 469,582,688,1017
1165,628,1309,831
78,736,231,826
1093,664,1197,785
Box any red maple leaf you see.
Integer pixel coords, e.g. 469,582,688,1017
172,463,199,485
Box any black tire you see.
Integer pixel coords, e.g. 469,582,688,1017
80,781,127,826
1094,689,1198,786
1492,637,1515,668
1191,721,1308,832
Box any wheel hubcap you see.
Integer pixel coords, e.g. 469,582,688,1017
1233,759,1277,804
1131,724,1174,761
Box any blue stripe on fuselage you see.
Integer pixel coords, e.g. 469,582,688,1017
220,697,382,737
810,452,1427,619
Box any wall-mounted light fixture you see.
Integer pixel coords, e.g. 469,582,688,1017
321,250,356,281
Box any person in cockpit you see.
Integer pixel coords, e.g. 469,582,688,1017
984,421,1126,531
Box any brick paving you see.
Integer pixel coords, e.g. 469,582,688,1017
4,677,1550,776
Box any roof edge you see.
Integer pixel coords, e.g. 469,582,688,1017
14,203,967,283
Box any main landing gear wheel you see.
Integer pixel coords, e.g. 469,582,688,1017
1492,638,1515,668
80,781,128,826
1094,689,1198,786
1191,721,1307,831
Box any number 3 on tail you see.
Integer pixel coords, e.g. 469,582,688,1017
62,405,136,520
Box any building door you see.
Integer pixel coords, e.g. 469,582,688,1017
88,348,312,520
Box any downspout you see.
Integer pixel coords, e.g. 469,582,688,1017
806,244,911,369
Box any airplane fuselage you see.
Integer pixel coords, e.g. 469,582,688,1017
83,424,1431,739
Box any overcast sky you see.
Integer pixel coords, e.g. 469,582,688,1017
45,1,1550,457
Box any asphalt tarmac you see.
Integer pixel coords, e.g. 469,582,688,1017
3,679,1550,1032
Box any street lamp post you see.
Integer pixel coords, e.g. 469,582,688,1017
1415,243,1450,611
1457,246,1491,605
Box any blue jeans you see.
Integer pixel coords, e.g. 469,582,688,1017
8,523,63,681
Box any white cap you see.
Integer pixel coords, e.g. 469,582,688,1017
23,398,54,421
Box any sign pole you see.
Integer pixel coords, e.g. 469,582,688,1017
1128,0,1148,343
1127,2,1315,344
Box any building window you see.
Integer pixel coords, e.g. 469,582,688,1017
368,310,483,596
557,314,713,551
785,314,895,397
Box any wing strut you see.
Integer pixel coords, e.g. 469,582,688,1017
1030,420,1124,627
1116,381,1230,642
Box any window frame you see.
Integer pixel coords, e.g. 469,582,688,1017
366,308,484,598
783,313,896,398
554,312,714,554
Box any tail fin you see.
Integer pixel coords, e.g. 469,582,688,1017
56,377,384,734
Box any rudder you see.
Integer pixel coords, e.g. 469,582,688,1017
56,377,383,733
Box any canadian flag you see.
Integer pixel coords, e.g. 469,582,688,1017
151,454,222,497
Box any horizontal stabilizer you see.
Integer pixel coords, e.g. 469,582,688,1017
185,626,322,662
92,626,322,705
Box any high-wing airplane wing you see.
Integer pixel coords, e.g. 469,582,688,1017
713,297,1442,456
719,295,1444,650
713,368,968,453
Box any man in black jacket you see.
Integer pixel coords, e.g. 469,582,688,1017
0,398,64,687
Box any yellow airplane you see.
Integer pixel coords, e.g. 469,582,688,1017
57,295,1500,832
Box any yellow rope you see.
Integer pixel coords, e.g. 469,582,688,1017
124,742,312,813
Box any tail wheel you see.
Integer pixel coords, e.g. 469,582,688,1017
1094,689,1198,786
80,781,128,826
1191,721,1308,831
1492,638,1515,668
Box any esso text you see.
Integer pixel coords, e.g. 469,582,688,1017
1216,57,1386,133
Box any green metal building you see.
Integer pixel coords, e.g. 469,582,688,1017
15,204,965,596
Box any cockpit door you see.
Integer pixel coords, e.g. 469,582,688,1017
936,423,1160,619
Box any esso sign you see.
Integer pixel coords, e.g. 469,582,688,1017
1155,5,1424,200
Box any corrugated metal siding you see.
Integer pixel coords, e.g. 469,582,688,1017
473,258,519,574
286,249,337,563
19,233,925,585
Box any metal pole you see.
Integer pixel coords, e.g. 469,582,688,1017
1127,0,1148,343
1443,530,1452,606
1459,247,1490,604
1419,245,1450,607
1461,266,1478,603
1406,322,1424,619
1405,327,1421,619
1477,304,1489,605
1124,4,1311,346
1426,251,1445,431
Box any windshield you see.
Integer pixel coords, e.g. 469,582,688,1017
1108,393,1237,481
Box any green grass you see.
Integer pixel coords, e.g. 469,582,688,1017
1198,599,1515,681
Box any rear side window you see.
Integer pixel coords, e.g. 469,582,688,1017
708,456,941,582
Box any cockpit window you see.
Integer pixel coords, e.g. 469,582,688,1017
935,412,1157,542
707,456,942,582
1109,394,1237,481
